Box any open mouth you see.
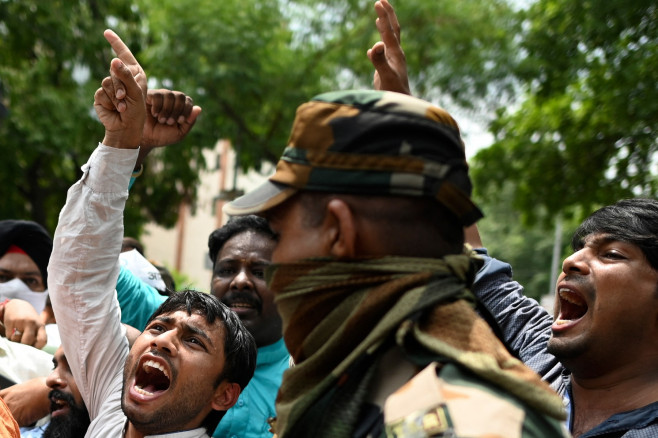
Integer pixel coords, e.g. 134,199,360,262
50,397,70,417
554,288,588,325
133,359,171,397
229,301,256,310
222,292,261,315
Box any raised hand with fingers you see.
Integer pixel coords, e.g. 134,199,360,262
367,0,411,95
103,29,148,108
94,29,147,149
136,89,203,168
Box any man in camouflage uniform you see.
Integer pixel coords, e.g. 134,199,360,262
224,90,569,438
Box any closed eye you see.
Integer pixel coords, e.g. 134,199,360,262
602,251,626,260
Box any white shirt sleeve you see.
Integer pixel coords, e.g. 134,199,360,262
48,143,139,420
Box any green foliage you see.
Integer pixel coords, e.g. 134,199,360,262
0,0,142,233
472,0,658,225
1,0,522,239
168,264,201,292
344,0,521,110
474,181,581,299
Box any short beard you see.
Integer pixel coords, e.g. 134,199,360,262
43,390,90,438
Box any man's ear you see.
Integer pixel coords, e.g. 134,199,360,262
211,381,241,411
325,198,356,258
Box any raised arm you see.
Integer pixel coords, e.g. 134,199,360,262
49,29,147,420
468,226,564,389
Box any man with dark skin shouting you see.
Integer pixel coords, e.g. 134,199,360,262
47,30,256,438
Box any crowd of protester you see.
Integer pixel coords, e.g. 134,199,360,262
1,1,656,437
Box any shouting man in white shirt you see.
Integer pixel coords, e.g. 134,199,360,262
47,30,256,438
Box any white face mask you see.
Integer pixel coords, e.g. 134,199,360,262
0,278,49,314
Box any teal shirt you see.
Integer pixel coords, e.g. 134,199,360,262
213,337,290,438
116,173,167,331
116,266,166,331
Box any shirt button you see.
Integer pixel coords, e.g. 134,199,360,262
238,400,244,407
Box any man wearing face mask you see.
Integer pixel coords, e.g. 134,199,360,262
0,219,53,347
0,220,52,320
0,220,53,389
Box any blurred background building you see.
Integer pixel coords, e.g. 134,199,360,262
140,140,273,290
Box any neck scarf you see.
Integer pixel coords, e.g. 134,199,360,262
267,253,565,437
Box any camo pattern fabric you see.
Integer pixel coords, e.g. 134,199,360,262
383,361,569,438
224,90,482,226
266,252,567,437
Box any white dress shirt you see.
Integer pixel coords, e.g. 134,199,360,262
48,144,209,438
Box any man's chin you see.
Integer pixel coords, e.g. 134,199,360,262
43,409,90,438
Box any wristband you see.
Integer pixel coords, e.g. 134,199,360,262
131,164,144,178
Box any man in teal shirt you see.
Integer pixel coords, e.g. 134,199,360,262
208,216,290,438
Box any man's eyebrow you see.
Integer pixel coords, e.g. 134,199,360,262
0,267,42,277
586,234,618,246
154,315,174,325
153,315,215,348
217,257,271,265
185,323,215,348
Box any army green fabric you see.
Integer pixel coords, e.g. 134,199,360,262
224,90,482,226
266,252,566,437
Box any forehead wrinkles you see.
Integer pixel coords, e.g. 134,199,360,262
0,253,41,273
576,233,617,250
156,312,224,345
220,232,274,259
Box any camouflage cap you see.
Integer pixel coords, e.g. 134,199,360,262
224,90,483,225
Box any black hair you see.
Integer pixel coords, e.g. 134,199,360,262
121,237,144,256
297,191,464,256
572,198,658,270
146,290,257,432
208,215,276,268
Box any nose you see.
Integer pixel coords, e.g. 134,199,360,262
230,268,254,291
151,328,179,357
562,248,590,276
46,369,65,390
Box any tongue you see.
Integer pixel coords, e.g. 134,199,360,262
143,384,161,394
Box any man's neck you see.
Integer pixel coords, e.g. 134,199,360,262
124,421,145,438
570,368,658,437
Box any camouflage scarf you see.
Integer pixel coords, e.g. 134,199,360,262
267,252,565,437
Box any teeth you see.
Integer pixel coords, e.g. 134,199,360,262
558,288,582,304
134,385,154,396
143,360,169,379
231,302,252,307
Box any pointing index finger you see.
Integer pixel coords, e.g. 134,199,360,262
104,29,139,67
